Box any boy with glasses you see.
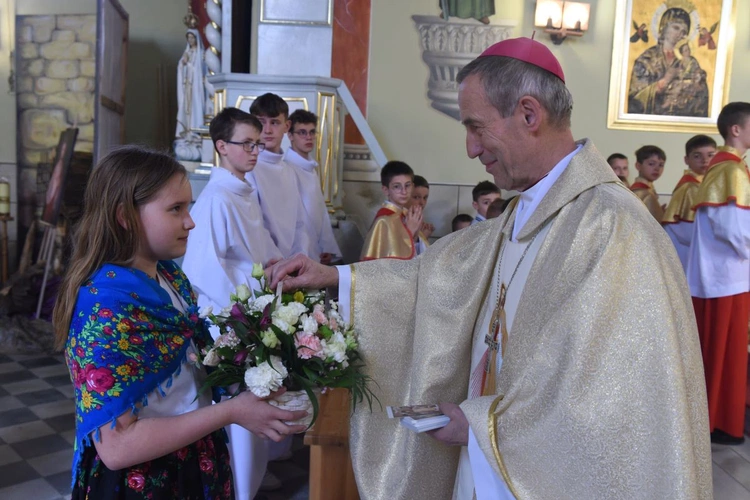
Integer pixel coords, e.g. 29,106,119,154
248,93,311,258
183,107,283,500
284,109,342,265
360,161,425,260
183,106,281,313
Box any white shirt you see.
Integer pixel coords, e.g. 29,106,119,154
512,143,581,241
471,214,486,225
247,150,311,258
686,203,750,298
183,166,282,311
284,148,342,261
663,222,693,273
139,275,212,418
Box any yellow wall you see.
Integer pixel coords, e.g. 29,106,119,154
368,0,750,193
0,0,189,163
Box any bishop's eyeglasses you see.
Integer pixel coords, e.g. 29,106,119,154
225,140,266,153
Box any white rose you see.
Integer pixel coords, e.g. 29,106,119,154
244,356,288,397
199,305,213,318
235,284,252,303
202,348,221,367
300,314,318,335
322,332,348,364
251,263,265,280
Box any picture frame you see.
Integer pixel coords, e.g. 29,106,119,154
607,0,736,133
41,128,78,226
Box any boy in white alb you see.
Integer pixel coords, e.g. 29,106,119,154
661,134,716,272
284,109,342,264
182,107,282,500
247,93,310,258
183,107,281,311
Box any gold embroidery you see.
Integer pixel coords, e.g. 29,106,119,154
349,264,356,324
488,395,520,498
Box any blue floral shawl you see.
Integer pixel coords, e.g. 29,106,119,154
64,261,211,481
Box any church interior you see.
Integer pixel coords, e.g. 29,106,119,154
0,0,749,498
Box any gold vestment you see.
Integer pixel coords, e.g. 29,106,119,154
631,176,664,221
693,146,750,210
662,170,703,224
360,203,416,261
347,140,711,499
360,202,429,261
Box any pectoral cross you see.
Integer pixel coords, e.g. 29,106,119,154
482,283,508,396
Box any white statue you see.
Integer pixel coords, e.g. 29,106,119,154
174,28,206,160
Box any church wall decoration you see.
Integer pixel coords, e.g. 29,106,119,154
607,0,736,133
412,13,516,121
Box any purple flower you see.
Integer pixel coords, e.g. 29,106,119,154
233,349,249,365
260,304,272,329
230,303,248,324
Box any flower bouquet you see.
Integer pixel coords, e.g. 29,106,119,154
197,264,377,428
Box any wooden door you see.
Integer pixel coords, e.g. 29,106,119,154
94,0,129,163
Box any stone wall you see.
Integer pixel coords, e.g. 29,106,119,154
15,14,96,247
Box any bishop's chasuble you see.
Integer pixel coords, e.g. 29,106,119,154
630,176,664,221
343,140,711,499
662,169,704,272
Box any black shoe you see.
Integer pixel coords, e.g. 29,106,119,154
711,429,745,445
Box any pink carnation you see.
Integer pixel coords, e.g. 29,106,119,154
329,317,338,331
294,333,323,360
312,304,328,325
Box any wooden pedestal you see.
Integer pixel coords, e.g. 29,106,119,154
304,388,359,500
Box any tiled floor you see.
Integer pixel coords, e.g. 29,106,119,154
0,352,308,500
1,352,750,499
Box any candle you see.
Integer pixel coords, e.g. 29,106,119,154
0,178,10,216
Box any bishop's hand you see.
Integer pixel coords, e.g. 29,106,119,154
426,402,469,447
267,254,339,291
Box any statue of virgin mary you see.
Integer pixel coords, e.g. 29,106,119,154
176,28,207,139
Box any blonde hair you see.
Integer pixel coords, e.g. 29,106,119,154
52,146,187,350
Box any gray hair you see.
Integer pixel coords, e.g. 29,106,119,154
456,56,573,129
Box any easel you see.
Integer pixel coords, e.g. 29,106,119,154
34,222,57,319
0,214,14,285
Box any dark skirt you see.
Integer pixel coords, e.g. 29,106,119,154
71,430,234,499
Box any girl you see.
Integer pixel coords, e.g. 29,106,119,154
53,146,306,499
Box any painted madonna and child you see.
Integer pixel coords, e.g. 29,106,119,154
628,1,714,117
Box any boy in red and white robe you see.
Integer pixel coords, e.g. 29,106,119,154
686,102,750,445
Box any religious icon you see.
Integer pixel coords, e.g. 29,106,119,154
608,0,735,133
698,21,718,49
628,5,709,117
630,21,649,42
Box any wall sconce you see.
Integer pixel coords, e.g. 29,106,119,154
534,1,590,45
